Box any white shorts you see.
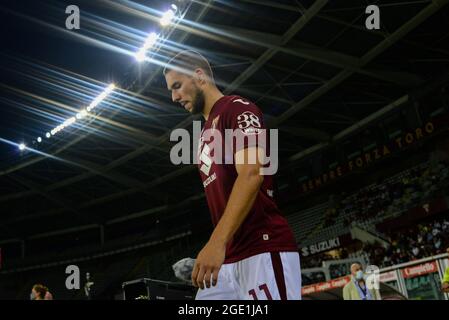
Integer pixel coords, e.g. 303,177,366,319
195,251,301,300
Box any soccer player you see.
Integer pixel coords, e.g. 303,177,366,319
163,50,301,300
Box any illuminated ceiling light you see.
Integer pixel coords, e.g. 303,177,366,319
144,32,158,49
106,83,115,92
160,9,175,26
18,143,26,151
89,100,99,110
38,84,116,145
76,109,88,120
135,33,158,62
135,49,146,62
67,117,76,125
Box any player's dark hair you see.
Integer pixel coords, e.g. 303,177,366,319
163,50,214,82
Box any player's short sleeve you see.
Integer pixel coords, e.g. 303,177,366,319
224,97,267,153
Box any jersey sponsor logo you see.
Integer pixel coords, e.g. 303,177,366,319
199,142,212,176
203,172,217,188
237,111,261,135
233,98,250,105
198,138,217,187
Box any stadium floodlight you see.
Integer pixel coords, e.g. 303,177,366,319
144,32,158,49
135,33,158,62
160,8,176,26
38,84,116,143
135,48,146,62
76,109,88,120
89,99,100,110
18,143,26,151
106,83,115,92
67,117,76,126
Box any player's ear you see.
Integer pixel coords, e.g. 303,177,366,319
194,69,205,83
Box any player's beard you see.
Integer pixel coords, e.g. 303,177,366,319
190,83,205,115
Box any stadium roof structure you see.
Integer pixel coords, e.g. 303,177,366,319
0,0,449,253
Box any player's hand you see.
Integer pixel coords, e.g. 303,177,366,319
191,240,225,289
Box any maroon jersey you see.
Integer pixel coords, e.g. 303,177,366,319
197,95,297,263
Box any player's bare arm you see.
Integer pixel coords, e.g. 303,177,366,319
191,147,265,289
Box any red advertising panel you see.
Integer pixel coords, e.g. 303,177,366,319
302,276,351,295
380,271,398,283
401,261,438,279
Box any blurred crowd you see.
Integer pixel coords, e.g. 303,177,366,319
302,271,326,285
301,252,338,269
302,216,449,277
364,217,449,268
301,159,449,278
324,160,449,227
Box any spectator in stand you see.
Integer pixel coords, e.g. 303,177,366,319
411,246,420,259
343,263,381,300
44,291,54,300
300,161,449,273
30,284,52,300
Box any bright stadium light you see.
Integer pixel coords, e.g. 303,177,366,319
160,8,175,26
135,49,146,62
106,83,115,92
89,98,100,110
135,33,158,62
37,84,116,143
144,32,158,48
64,117,76,127
76,109,88,120
19,143,26,151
